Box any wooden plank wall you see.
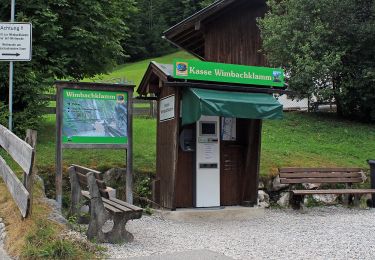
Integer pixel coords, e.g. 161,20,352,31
219,119,248,205
241,120,262,205
156,86,180,209
175,123,194,208
204,3,267,66
203,3,266,206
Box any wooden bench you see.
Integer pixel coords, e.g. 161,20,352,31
279,167,375,209
69,164,142,243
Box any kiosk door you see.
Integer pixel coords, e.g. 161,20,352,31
195,115,220,207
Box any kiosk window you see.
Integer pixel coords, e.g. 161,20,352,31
200,122,216,136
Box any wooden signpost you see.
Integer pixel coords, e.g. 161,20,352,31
55,81,135,209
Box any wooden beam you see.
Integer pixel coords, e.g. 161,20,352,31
293,189,375,195
126,88,134,204
55,85,63,208
279,172,362,178
62,143,128,149
279,167,362,173
0,156,29,218
0,124,34,174
280,177,363,184
179,35,204,50
164,82,292,95
24,129,37,216
71,164,101,175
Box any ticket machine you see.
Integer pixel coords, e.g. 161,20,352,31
194,116,220,207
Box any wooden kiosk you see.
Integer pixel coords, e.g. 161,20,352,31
138,0,288,210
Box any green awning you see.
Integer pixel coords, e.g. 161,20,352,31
182,88,283,125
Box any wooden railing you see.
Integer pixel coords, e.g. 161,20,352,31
0,126,37,218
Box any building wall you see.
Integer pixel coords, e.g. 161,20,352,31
156,86,180,209
276,94,309,111
204,2,266,206
204,3,267,66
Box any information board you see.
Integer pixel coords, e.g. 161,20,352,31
62,89,128,144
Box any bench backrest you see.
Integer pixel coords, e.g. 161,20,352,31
0,125,35,217
71,164,110,199
279,167,363,184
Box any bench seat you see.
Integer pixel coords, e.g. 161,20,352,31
292,189,375,196
278,167,374,209
81,190,142,217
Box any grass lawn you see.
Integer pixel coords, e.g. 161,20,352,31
37,115,156,174
36,112,374,178
42,49,373,176
87,51,196,87
261,112,375,176
37,51,374,176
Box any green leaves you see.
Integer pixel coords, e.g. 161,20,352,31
259,0,375,121
0,0,132,134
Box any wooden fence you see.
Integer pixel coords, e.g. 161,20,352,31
0,126,37,218
43,94,157,118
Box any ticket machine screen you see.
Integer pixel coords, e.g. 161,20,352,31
200,122,217,136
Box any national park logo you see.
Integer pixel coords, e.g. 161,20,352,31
272,71,282,83
176,62,188,76
116,94,125,103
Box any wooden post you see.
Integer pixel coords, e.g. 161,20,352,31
126,89,133,204
55,85,63,209
24,129,37,215
149,100,153,118
68,166,81,216
86,172,108,242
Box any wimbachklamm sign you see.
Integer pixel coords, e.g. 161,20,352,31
173,59,284,87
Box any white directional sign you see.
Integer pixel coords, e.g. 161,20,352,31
0,22,32,61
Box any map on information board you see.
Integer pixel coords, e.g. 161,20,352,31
62,89,128,144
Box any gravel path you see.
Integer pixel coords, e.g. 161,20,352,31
105,206,375,259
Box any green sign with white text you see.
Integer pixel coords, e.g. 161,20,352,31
62,89,128,144
173,59,284,87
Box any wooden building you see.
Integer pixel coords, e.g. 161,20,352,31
138,0,286,210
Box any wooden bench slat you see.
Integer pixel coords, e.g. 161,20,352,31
292,189,375,195
76,172,107,190
109,197,143,212
280,177,363,184
72,164,101,175
81,191,122,214
76,172,88,186
280,172,362,178
102,197,133,213
103,202,124,214
279,167,362,173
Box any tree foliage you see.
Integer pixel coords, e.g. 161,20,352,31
0,0,136,134
0,0,215,134
125,0,215,60
258,0,375,121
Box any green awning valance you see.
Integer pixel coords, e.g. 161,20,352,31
182,88,283,125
